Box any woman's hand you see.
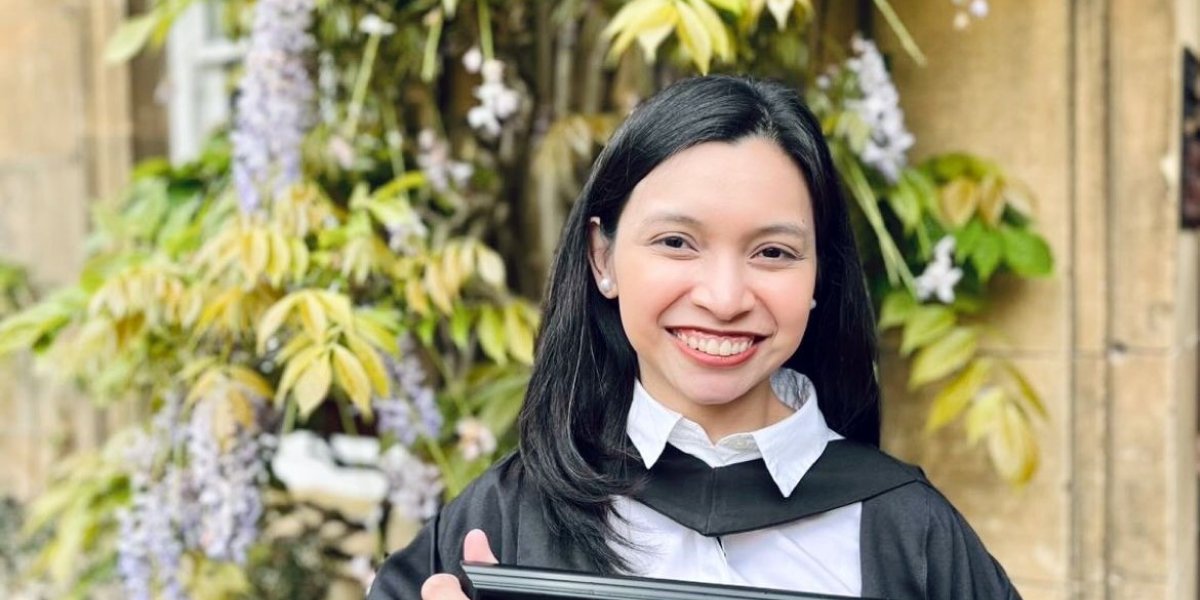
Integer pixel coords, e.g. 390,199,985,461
420,529,498,599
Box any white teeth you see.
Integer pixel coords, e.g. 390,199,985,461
674,331,754,357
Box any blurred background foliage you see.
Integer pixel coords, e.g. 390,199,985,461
0,0,1051,597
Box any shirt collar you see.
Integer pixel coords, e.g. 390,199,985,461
626,369,840,499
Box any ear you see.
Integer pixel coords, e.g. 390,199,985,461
588,217,617,298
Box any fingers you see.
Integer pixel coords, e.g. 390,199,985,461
462,528,498,564
421,573,468,600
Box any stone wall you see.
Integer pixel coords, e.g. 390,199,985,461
877,1,1199,598
0,0,135,499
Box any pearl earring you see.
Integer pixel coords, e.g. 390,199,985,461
810,299,817,309
598,278,614,295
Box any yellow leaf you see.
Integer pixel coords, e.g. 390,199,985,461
965,386,1004,444
706,0,747,14
276,344,323,406
256,294,299,354
290,238,310,282
243,228,270,285
292,349,332,418
406,278,431,316
475,246,506,287
686,0,732,60
899,305,954,356
229,365,274,399
909,326,978,389
986,401,1038,485
1001,178,1035,217
926,358,992,433
424,264,454,315
605,0,677,62
332,344,373,417
675,0,713,73
976,175,1005,227
299,293,329,341
478,306,509,365
266,229,291,287
354,310,401,353
938,178,978,228
317,290,356,332
346,334,391,397
504,304,535,364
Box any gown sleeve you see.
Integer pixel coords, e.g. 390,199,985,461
366,455,523,600
860,480,1022,600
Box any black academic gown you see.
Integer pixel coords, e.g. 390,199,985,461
367,441,1021,600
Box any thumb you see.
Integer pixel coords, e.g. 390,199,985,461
462,528,498,564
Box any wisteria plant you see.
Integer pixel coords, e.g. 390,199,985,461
0,0,1050,597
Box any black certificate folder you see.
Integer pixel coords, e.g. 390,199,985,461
463,563,888,600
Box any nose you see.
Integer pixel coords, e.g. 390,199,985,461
690,256,755,321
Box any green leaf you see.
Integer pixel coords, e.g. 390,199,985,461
954,219,985,262
909,326,978,388
477,306,508,365
450,306,473,351
878,290,917,330
104,14,157,63
886,177,922,232
1000,226,1053,277
971,228,1004,281
504,303,535,364
926,357,992,433
899,305,954,356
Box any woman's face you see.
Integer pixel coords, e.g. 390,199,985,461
590,137,818,414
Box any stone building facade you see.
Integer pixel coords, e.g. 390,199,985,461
0,1,1197,599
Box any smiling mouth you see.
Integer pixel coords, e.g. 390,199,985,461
669,328,764,357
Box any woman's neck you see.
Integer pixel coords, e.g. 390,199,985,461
643,378,795,443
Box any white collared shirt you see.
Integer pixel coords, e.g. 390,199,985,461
609,369,863,596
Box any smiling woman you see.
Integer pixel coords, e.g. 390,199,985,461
367,76,1021,600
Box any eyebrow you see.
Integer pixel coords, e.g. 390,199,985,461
639,211,811,241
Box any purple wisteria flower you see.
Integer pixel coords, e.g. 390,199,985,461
231,0,317,214
186,399,268,565
374,336,444,446
115,393,189,600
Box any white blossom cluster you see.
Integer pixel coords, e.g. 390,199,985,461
231,0,316,214
952,0,989,29
416,129,474,194
845,35,914,183
915,236,964,303
379,444,445,521
455,417,497,461
464,48,521,138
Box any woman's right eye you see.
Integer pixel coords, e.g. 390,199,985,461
657,235,689,249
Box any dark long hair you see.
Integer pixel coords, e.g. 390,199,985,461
517,75,880,572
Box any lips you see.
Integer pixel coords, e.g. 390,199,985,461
669,327,764,358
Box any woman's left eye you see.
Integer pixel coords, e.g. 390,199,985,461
756,246,798,260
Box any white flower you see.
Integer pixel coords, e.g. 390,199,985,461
462,46,483,73
968,0,989,18
467,59,521,138
415,129,475,194
455,418,497,461
915,236,963,304
358,14,396,36
843,35,913,183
